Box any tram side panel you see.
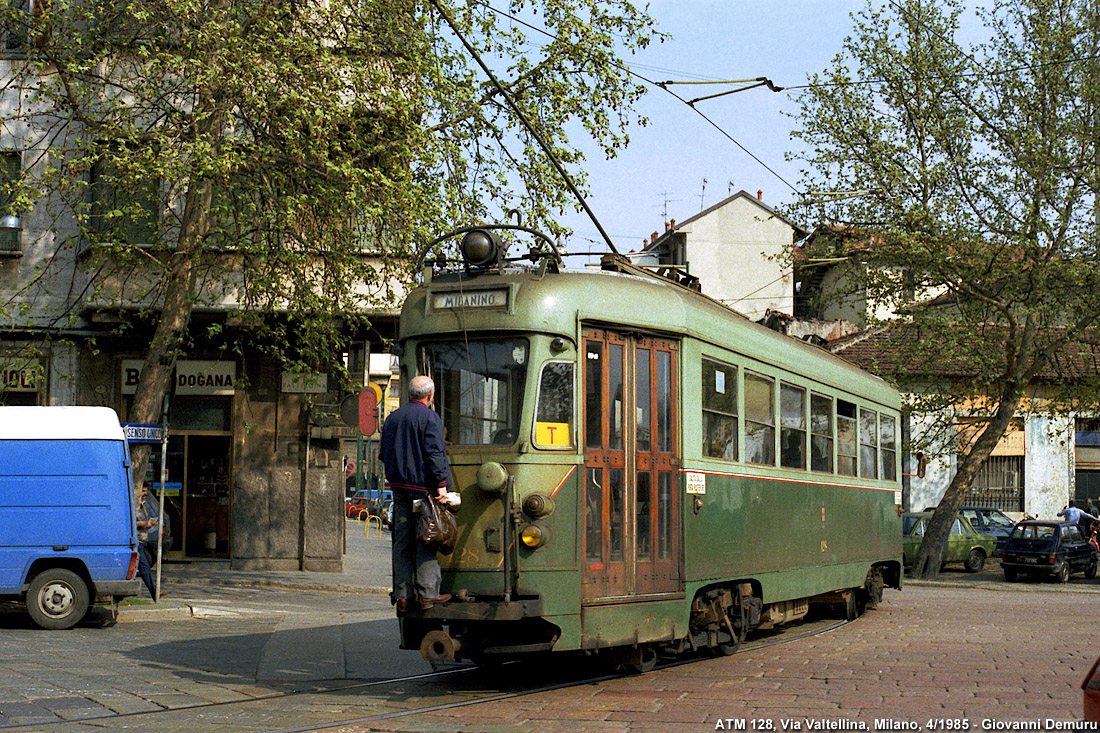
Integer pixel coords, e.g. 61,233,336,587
683,471,900,604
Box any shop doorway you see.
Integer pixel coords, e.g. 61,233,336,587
164,434,232,557
139,397,233,558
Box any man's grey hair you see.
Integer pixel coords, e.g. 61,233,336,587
409,375,435,400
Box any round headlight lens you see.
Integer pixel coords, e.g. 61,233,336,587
461,229,503,268
520,525,547,548
522,493,555,518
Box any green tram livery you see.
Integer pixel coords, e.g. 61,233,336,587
396,228,903,670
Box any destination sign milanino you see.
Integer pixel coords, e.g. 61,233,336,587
431,289,508,310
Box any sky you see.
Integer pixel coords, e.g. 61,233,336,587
554,0,870,259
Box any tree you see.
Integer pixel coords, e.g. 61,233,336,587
0,0,660,488
790,0,1100,577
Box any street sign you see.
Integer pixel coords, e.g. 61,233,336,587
358,384,382,435
122,423,165,443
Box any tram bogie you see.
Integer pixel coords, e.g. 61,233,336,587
394,226,903,667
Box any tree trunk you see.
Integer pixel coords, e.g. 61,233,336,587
128,181,214,500
909,392,1022,579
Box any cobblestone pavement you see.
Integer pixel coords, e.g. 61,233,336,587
2,524,1099,733
333,582,1100,733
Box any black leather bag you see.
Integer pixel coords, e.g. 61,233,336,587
416,497,458,555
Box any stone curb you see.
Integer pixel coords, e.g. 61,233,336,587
113,581,391,622
113,576,1100,623
906,577,1100,594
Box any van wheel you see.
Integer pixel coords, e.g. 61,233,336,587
26,569,89,630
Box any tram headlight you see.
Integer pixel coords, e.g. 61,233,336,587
522,493,555,519
520,524,549,549
476,461,509,495
461,229,505,268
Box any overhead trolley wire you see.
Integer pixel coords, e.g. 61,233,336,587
474,1,802,198
476,0,1100,206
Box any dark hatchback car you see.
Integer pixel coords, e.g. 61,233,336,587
1001,521,1097,583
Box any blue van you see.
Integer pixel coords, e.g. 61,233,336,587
0,406,141,629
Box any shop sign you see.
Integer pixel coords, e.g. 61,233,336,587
122,359,237,396
0,360,42,392
281,372,327,394
157,481,182,497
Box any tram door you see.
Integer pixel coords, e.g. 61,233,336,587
582,327,680,602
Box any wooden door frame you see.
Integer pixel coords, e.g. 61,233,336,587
581,326,682,604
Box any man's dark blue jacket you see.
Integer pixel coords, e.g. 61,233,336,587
380,400,450,495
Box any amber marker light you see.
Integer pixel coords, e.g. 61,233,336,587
520,525,548,548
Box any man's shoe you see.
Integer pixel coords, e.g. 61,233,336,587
395,598,409,612
419,593,451,609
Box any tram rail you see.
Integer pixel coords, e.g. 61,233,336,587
0,616,850,732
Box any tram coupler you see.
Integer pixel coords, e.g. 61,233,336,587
421,629,462,662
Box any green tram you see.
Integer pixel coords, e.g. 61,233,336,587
397,228,903,670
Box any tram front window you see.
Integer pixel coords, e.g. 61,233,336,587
419,339,528,446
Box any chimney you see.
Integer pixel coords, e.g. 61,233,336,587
643,238,649,247
664,221,670,231
757,189,763,201
670,218,676,228
651,230,659,241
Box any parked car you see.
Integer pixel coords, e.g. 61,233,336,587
345,488,393,519
958,507,1018,551
923,505,1019,551
902,512,996,572
345,490,372,519
379,498,394,530
1001,521,1097,582
1084,653,1100,722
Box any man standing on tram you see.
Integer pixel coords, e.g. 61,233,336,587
380,375,452,612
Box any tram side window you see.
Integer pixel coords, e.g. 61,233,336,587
880,414,897,481
810,393,834,473
609,343,624,451
837,400,858,476
535,361,574,449
657,351,672,453
585,468,602,562
860,407,879,479
780,383,807,470
744,371,775,465
585,342,602,449
702,358,738,460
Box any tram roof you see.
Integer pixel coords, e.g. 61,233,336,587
401,267,899,407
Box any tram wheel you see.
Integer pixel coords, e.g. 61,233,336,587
844,592,859,621
714,629,743,656
713,610,746,656
859,568,885,613
624,645,658,674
